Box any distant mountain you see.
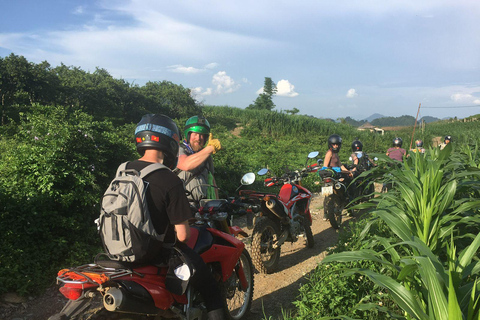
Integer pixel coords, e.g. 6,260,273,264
419,116,440,123
363,113,385,122
371,115,415,127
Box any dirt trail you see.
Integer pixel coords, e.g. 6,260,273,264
3,193,344,320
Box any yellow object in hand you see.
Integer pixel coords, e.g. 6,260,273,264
207,133,222,154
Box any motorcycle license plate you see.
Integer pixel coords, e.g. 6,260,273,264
322,186,333,196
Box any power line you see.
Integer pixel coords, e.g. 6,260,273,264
423,107,480,109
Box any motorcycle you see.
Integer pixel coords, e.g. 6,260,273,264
245,151,319,274
318,151,375,229
317,166,351,230
48,174,255,320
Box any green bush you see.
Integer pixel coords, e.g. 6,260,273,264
0,105,137,295
287,218,402,319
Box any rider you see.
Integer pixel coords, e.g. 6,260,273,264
439,135,452,150
411,139,426,154
176,116,222,202
386,137,406,161
131,114,225,320
350,139,373,174
323,134,352,174
322,134,353,220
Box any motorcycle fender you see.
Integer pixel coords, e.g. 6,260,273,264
228,226,248,238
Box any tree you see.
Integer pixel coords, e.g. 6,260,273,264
247,77,277,111
285,107,300,115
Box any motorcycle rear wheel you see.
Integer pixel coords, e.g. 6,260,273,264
324,195,343,229
251,217,281,274
48,295,155,320
223,249,254,320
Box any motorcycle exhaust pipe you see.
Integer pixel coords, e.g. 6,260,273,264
103,286,159,315
265,198,289,224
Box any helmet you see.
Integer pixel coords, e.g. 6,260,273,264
328,134,342,153
415,139,424,147
135,114,180,169
184,116,210,141
393,137,403,147
351,140,363,152
444,135,452,142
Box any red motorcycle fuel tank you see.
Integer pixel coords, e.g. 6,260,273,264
278,183,296,203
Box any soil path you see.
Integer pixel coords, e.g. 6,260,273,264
3,193,345,320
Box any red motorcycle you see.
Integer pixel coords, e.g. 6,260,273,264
48,195,255,320
244,151,320,274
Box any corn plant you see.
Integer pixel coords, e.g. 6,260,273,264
321,147,480,319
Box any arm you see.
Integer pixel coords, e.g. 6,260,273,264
177,147,215,171
324,150,332,167
175,220,191,243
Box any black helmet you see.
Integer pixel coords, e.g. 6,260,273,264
415,139,424,147
393,137,403,147
444,135,452,142
351,140,363,152
135,114,180,169
328,134,342,153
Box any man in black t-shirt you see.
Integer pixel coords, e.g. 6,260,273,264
133,114,225,320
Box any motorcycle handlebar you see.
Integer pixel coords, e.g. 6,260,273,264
264,166,318,186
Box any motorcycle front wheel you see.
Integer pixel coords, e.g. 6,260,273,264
324,195,343,230
302,216,315,248
223,249,254,320
251,217,281,274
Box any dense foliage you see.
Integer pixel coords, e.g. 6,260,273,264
2,54,480,312
285,145,480,319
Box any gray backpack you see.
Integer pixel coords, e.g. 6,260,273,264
99,162,169,263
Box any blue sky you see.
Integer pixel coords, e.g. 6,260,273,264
1,0,480,120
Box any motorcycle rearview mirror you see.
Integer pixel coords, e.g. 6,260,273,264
357,152,363,159
317,159,324,165
241,172,255,185
257,168,268,176
308,151,319,159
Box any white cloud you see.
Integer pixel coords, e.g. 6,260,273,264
346,88,358,98
474,99,480,105
212,71,240,94
191,87,213,96
451,93,474,102
167,64,203,74
73,6,85,15
204,62,219,69
276,79,299,97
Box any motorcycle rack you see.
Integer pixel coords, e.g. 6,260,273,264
56,264,134,285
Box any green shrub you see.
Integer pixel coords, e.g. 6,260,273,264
0,105,137,295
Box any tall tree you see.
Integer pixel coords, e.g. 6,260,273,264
247,77,277,111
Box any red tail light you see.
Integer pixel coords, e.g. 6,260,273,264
60,286,83,300
325,178,332,183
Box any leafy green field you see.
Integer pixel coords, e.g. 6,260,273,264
1,55,480,318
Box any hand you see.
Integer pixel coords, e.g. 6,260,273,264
207,133,221,154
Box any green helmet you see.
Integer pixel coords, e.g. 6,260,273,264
183,116,210,140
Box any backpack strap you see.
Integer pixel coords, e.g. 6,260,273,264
116,162,128,176
139,162,170,178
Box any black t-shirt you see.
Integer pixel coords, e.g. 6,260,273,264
127,160,193,244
